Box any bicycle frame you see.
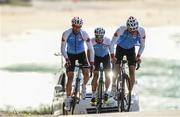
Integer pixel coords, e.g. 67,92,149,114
70,60,82,114
116,60,131,112
96,62,104,113
69,60,90,115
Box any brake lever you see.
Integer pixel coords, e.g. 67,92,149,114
136,63,140,70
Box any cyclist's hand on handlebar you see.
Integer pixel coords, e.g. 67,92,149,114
64,58,71,68
136,55,141,64
136,58,141,64
111,54,117,63
111,57,117,63
90,62,95,71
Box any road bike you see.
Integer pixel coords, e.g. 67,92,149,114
115,59,140,112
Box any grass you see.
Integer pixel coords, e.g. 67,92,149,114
0,104,53,116
0,0,32,6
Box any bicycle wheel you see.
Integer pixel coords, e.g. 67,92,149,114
71,96,76,114
120,73,131,112
116,75,121,112
63,102,68,115
71,85,78,114
96,82,103,113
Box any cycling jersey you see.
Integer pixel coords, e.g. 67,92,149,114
110,26,146,56
61,28,94,62
91,37,111,57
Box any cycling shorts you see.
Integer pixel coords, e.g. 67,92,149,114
94,54,111,71
115,45,136,66
67,52,89,72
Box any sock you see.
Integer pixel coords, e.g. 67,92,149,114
92,92,96,98
67,96,71,100
104,90,108,94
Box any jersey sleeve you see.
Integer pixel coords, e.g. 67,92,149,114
61,29,71,60
81,30,95,63
110,26,126,54
103,37,111,53
137,27,146,56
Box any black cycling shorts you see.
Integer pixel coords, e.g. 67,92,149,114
115,45,136,66
94,54,111,71
67,52,89,72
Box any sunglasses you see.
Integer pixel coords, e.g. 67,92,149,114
95,35,103,39
72,24,81,28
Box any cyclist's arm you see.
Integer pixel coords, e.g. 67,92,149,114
104,37,112,55
137,27,146,57
61,32,68,60
82,31,95,64
110,28,121,58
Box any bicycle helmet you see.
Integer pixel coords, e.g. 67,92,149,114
72,17,83,27
126,16,139,31
94,27,105,39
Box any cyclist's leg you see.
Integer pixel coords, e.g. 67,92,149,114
79,52,89,85
111,46,124,96
92,56,100,97
103,54,111,93
65,53,76,110
78,52,89,98
103,54,111,102
66,53,76,96
126,47,136,92
112,46,124,85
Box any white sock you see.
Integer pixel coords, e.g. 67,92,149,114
92,92,96,98
67,96,71,100
104,90,108,94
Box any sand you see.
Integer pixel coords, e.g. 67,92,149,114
1,0,180,37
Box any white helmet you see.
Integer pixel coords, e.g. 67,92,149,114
71,17,83,26
126,16,139,31
94,27,105,37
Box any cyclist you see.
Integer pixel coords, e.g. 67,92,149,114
90,27,111,105
61,17,94,110
110,16,146,96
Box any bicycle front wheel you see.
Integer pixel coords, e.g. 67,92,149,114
96,83,103,113
71,96,76,114
120,73,131,112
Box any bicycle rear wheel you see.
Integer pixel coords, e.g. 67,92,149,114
71,78,80,114
120,73,131,112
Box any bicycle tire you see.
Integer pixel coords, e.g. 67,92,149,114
63,102,68,115
96,82,103,113
71,96,76,114
71,80,78,114
120,73,131,112
116,75,121,112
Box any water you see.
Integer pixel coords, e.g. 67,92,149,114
0,27,180,112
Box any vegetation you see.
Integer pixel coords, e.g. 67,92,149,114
0,0,31,6
0,104,52,116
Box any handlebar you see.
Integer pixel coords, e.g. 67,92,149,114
74,60,93,78
111,61,141,70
